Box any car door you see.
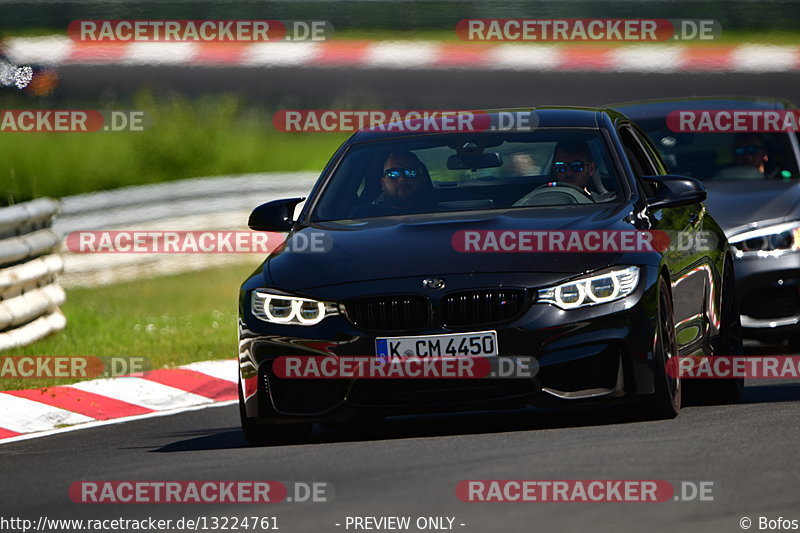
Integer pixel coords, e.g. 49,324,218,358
619,123,711,352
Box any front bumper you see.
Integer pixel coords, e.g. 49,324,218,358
735,251,800,340
238,267,662,424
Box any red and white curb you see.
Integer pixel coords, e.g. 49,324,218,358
0,359,238,443
5,36,800,72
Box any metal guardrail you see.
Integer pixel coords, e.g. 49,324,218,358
55,172,318,287
0,173,317,346
53,172,318,236
0,198,65,351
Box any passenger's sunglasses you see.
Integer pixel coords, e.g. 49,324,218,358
735,145,766,156
553,161,587,173
383,167,420,179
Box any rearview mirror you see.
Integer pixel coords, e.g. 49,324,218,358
447,153,503,171
641,175,706,209
248,197,305,232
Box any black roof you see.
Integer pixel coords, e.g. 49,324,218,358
348,106,630,143
610,96,797,120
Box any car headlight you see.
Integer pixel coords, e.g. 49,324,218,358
728,221,800,257
536,266,640,309
251,290,338,325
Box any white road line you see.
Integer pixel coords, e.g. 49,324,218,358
123,42,197,65
240,42,319,66
364,41,440,68
4,36,74,66
489,44,561,71
182,360,239,383
0,400,237,446
5,37,800,73
731,45,800,72
0,393,95,433
68,377,213,410
611,46,686,72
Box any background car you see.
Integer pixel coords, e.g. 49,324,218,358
0,47,59,97
613,97,800,348
237,107,741,445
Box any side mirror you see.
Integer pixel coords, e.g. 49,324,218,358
641,175,706,209
248,197,305,232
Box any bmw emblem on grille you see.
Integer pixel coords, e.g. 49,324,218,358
423,277,445,290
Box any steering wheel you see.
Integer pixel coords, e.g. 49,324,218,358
513,182,595,206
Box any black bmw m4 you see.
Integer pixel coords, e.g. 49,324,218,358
238,107,740,445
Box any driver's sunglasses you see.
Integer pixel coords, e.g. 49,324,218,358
734,145,766,156
383,167,420,179
553,161,587,173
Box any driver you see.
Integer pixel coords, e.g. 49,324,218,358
713,133,770,179
733,133,770,174
514,140,616,206
551,141,597,195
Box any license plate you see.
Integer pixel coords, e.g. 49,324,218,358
375,331,498,360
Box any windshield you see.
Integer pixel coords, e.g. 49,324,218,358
311,131,623,222
634,117,800,181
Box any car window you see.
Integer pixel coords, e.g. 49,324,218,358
311,131,624,222
631,125,668,175
618,125,657,177
634,117,800,181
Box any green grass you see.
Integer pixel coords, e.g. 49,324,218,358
0,92,350,203
0,262,259,391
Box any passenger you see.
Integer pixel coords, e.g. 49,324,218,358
503,152,541,177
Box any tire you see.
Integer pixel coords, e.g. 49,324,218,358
643,276,681,419
689,263,744,404
238,381,311,446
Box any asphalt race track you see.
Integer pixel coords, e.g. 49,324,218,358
2,343,799,532
56,66,800,108
5,65,800,533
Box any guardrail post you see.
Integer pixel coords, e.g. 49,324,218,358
0,198,66,350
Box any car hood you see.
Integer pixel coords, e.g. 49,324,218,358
265,205,643,291
702,180,800,237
